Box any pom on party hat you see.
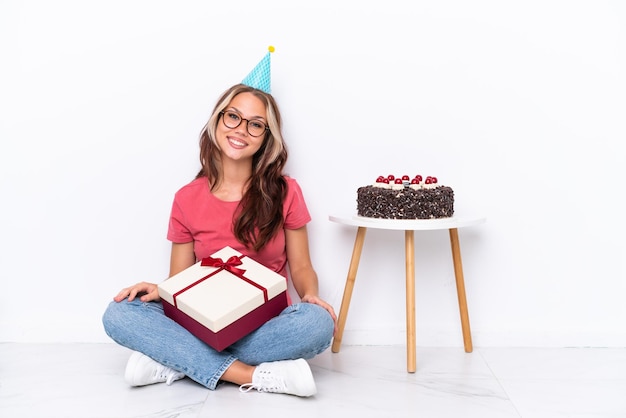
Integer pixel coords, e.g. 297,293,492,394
242,46,274,94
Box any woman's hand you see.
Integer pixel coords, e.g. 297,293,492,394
113,281,161,303
301,294,338,335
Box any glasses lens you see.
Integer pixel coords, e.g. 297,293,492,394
222,111,241,129
247,120,267,137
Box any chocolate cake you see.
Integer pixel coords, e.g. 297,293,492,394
357,175,454,220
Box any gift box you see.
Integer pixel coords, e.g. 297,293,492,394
158,246,288,351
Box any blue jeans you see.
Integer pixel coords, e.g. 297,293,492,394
102,299,334,390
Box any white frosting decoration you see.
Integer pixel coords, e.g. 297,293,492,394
391,183,404,190
373,182,391,189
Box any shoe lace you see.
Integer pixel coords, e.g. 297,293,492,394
155,364,184,385
239,370,286,393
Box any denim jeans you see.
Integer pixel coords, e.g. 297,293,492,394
102,298,334,390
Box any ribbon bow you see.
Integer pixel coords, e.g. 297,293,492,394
201,255,246,276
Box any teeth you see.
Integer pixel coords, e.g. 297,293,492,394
229,138,246,147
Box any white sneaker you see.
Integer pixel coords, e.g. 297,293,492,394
124,351,185,387
239,358,317,397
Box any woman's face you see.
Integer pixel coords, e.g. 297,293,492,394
216,92,268,164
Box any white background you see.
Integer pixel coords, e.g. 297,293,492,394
1,0,625,347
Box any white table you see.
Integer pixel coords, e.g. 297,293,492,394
329,214,486,372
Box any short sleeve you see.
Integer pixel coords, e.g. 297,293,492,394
283,177,311,230
167,195,193,243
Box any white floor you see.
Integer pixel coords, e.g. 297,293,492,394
1,343,625,418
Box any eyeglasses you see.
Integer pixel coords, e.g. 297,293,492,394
219,111,269,137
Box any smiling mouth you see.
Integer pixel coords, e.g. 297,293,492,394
228,137,247,148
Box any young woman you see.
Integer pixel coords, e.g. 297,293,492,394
102,84,336,397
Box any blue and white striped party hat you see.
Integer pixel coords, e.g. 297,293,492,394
242,46,274,94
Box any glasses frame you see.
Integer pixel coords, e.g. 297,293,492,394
219,111,269,137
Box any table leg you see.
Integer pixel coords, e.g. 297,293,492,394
331,226,367,353
405,230,416,372
449,228,473,353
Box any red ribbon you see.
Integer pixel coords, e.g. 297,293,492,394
172,254,269,308
201,255,247,276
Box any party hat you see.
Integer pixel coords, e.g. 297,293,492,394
242,46,274,94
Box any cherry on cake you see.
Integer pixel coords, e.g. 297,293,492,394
356,174,454,219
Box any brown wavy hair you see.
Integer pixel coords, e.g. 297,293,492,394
196,84,288,251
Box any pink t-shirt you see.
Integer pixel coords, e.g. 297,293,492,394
167,176,311,281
